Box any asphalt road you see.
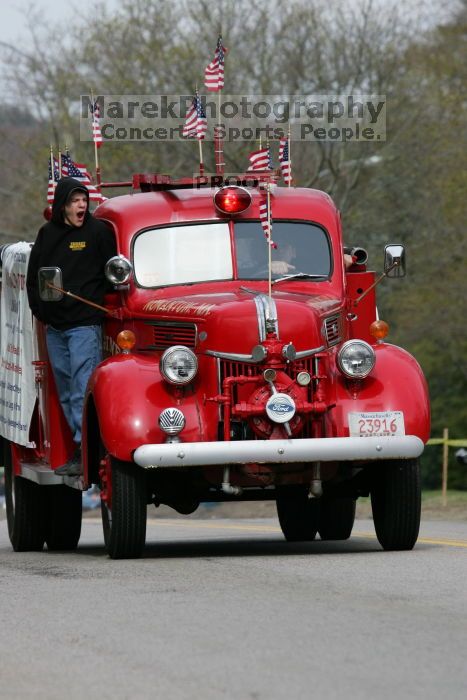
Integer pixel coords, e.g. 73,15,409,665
1,516,467,700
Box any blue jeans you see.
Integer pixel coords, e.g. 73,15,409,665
46,325,102,444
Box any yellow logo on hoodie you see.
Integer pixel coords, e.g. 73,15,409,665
69,241,86,251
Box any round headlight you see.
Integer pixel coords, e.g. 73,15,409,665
337,340,375,378
160,345,198,385
105,255,133,285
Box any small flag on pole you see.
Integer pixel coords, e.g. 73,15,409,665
248,146,272,171
90,100,103,147
47,157,59,204
183,93,207,140
259,187,276,247
61,153,107,203
279,137,291,184
204,35,226,92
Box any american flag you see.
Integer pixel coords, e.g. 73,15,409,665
248,146,272,171
61,153,106,203
183,94,207,140
204,35,226,92
47,157,60,204
90,100,103,147
279,137,291,184
259,187,276,247
61,153,92,180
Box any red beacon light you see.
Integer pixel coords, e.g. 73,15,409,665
214,186,251,215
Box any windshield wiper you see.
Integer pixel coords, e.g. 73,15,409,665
272,273,327,285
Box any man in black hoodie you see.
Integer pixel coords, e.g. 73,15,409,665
27,177,116,476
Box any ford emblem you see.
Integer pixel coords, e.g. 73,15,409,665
265,393,296,424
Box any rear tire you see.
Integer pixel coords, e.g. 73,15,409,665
45,486,82,550
371,459,421,551
101,458,147,559
318,497,356,540
276,485,319,542
4,441,45,552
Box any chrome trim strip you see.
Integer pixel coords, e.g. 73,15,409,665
206,345,325,362
134,435,425,468
254,295,267,341
295,345,326,359
254,294,278,340
206,350,258,362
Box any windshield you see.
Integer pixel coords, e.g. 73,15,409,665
133,220,331,288
235,221,331,279
133,222,232,287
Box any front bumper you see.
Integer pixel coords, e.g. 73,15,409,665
133,435,424,469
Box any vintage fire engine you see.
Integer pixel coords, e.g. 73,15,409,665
0,173,430,558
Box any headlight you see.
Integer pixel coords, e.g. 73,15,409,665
337,340,375,378
105,255,133,285
160,345,198,385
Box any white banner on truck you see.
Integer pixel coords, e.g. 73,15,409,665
0,242,36,447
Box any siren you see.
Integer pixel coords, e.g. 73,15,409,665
214,186,251,214
344,246,368,265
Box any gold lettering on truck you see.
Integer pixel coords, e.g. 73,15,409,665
142,300,214,316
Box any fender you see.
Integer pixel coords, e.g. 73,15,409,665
328,342,430,442
84,353,215,464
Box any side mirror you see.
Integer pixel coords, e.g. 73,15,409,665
384,244,406,278
38,267,63,301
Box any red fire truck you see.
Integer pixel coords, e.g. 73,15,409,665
0,173,430,558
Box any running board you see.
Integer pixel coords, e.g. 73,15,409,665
20,462,85,490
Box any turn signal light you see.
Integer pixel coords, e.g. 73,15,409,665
116,330,136,352
214,186,251,214
369,320,389,340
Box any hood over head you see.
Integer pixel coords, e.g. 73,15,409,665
51,177,90,224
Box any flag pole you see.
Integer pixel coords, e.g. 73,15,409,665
288,123,292,188
49,145,55,202
267,183,272,301
215,33,224,177
215,88,224,177
58,146,62,178
199,139,204,176
196,86,204,176
90,88,102,192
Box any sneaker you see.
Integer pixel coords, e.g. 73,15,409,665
55,448,82,477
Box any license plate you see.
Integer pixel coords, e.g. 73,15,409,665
348,411,405,437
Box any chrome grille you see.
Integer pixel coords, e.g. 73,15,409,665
219,358,315,385
147,322,197,350
324,314,342,346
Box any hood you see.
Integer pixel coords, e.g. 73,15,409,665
131,288,343,355
51,177,90,224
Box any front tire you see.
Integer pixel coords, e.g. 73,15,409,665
318,497,356,540
4,441,46,552
45,486,82,550
276,485,319,542
101,458,147,559
371,459,421,551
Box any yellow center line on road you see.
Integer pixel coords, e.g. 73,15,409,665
147,519,467,548
354,532,467,548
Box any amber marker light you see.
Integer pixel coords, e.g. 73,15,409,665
370,320,389,341
116,330,136,353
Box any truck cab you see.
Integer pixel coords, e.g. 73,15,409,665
1,177,430,558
